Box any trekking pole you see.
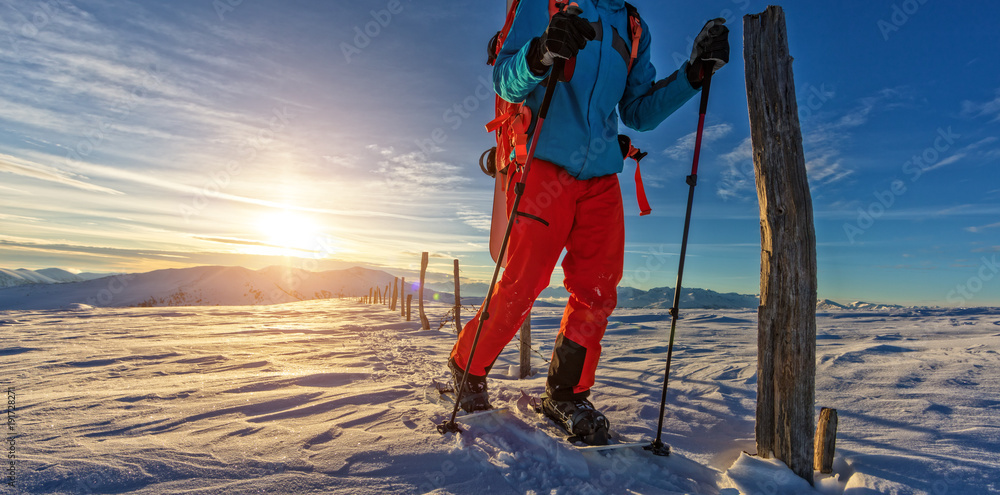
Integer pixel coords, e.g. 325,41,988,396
644,69,714,456
438,5,580,435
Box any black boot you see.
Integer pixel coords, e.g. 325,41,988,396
448,358,492,413
540,394,610,445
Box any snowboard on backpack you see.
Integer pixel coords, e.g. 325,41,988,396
481,148,510,267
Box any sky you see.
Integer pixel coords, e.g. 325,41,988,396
0,0,998,307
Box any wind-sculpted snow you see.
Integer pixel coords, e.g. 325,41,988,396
3,300,998,493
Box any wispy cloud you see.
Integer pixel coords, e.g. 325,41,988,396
803,88,912,191
455,206,492,232
966,222,1000,233
716,137,754,201
714,89,907,202
0,154,122,194
805,151,854,186
961,88,1000,122
369,145,470,193
663,123,733,160
193,236,322,254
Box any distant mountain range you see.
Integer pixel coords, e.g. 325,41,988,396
0,266,401,310
0,266,913,312
0,268,111,287
815,299,904,311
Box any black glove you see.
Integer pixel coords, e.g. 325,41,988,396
686,18,729,88
527,11,597,75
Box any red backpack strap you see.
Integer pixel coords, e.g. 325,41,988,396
632,148,651,216
619,135,651,216
488,0,521,66
489,0,563,65
624,2,642,72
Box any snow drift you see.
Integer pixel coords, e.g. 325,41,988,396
3,300,998,493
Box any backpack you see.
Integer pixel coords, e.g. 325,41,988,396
480,0,652,216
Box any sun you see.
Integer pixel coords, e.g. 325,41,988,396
255,211,324,255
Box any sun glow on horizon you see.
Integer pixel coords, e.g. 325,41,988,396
253,211,332,257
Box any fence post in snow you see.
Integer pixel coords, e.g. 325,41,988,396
745,6,818,485
419,252,430,330
400,277,406,317
406,294,413,322
453,259,461,334
391,278,398,311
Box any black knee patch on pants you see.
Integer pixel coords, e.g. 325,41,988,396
547,334,590,400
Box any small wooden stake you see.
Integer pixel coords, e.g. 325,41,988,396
453,259,462,334
814,408,838,474
391,278,398,311
406,294,413,322
419,252,430,330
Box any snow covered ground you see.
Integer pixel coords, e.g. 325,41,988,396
3,300,998,494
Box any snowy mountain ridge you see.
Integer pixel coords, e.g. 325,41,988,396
0,265,926,311
0,265,402,310
0,267,111,287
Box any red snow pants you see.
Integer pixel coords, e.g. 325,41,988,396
450,158,624,400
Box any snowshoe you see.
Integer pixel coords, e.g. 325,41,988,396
540,394,610,445
448,358,492,413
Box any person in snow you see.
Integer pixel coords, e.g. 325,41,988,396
449,0,729,444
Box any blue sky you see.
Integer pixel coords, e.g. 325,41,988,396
0,0,998,306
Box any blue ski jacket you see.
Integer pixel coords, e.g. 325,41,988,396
495,0,700,180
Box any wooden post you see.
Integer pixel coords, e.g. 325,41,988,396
745,6,818,484
519,315,531,379
400,277,406,316
391,278,398,311
369,287,373,305
814,408,838,474
385,285,390,305
406,294,413,321
419,252,430,330
453,259,462,334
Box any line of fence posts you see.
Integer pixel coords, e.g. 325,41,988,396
352,252,531,379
